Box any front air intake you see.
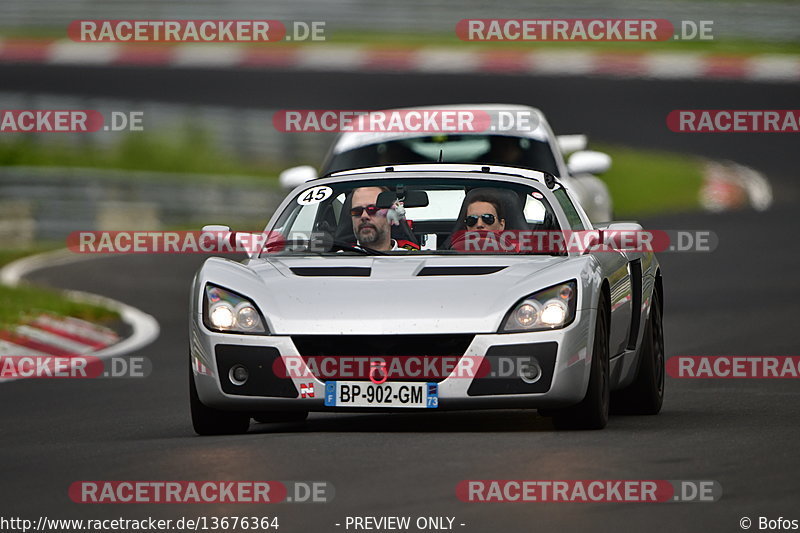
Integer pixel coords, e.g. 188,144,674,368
417,266,506,276
290,267,371,277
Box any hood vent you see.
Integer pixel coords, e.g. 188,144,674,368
290,267,371,277
417,266,507,276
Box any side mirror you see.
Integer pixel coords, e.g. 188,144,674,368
605,222,643,232
279,165,317,190
201,225,263,259
567,150,612,175
202,224,230,233
557,134,587,155
593,222,648,255
201,224,233,254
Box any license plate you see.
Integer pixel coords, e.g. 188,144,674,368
324,381,438,408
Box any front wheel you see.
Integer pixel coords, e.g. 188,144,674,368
611,290,664,415
549,294,610,430
190,366,250,436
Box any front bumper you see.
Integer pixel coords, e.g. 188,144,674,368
190,308,596,412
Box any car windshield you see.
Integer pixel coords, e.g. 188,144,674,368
262,177,564,256
324,135,559,176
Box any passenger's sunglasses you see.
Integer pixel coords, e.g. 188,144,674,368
465,213,496,227
350,205,387,217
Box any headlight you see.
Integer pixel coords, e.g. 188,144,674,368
500,280,577,332
203,284,267,334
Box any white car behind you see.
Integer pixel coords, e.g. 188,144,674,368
279,104,614,223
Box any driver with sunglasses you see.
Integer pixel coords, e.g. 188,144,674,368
350,186,409,251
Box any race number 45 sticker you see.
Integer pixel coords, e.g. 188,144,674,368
297,186,333,205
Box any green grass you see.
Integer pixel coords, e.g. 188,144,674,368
0,284,119,329
0,129,283,182
0,246,60,268
0,247,119,329
595,143,704,217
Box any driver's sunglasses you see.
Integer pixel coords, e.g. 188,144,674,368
350,205,387,217
465,213,496,227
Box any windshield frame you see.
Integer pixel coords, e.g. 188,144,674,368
321,134,560,177
260,171,575,258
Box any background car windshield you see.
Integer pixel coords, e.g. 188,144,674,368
324,135,559,176
266,178,561,255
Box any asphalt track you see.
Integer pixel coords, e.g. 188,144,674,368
1,66,799,532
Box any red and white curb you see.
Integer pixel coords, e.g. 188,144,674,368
0,248,160,382
0,39,798,83
700,161,773,212
0,314,119,357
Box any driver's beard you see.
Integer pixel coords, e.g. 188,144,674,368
357,224,386,247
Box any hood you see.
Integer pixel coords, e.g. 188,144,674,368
231,254,579,334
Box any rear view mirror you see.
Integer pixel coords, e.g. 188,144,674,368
376,190,429,209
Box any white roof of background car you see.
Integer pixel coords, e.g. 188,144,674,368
332,104,550,154
328,162,553,185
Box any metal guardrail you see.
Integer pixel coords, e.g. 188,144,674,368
0,91,335,168
0,166,287,242
0,92,336,244
0,0,798,42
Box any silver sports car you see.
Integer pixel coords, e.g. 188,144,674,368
190,163,664,434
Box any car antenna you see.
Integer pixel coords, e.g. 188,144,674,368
438,149,443,162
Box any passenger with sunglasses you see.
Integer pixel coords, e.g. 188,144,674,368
350,186,402,251
464,194,506,232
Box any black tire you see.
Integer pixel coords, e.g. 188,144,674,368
253,411,309,424
550,294,610,430
611,290,664,415
189,366,250,436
